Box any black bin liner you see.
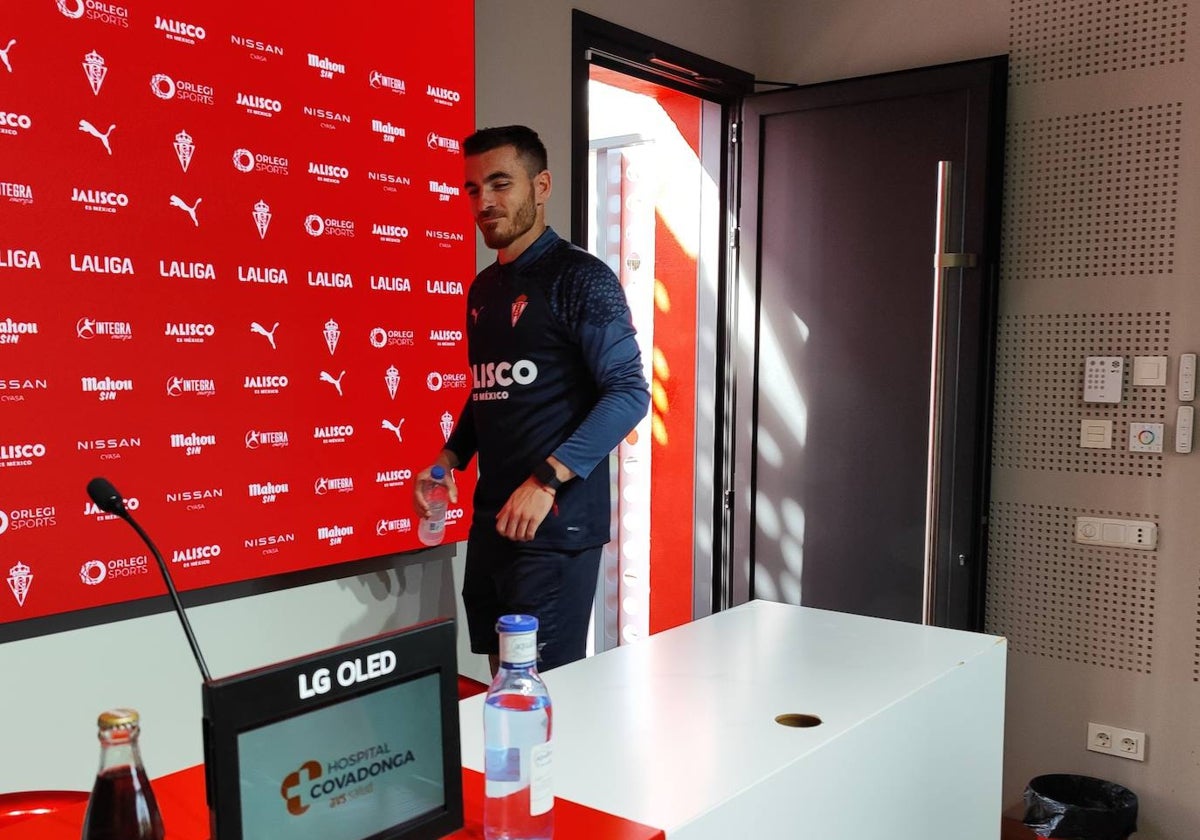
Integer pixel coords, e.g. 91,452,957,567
1023,773,1138,839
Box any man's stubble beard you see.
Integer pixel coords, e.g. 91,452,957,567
480,188,537,250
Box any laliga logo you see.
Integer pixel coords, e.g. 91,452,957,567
281,760,322,816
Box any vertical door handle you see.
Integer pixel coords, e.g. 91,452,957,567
923,162,977,625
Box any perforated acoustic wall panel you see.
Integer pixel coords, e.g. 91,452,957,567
1002,103,1182,283
1010,0,1188,85
987,501,1158,672
992,312,1171,476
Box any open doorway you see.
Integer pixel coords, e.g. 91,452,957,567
572,12,752,652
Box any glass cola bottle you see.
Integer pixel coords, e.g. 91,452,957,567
81,708,165,840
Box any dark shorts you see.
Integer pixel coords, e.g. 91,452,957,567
462,528,602,671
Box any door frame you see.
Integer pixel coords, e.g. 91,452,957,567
732,57,1008,628
571,12,754,620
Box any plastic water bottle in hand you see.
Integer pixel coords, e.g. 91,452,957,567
483,614,553,840
417,465,450,546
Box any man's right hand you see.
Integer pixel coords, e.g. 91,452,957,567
412,453,459,518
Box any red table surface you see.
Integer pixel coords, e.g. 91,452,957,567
0,765,665,840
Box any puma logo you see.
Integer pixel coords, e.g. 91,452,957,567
319,370,346,397
381,418,404,442
250,321,280,350
78,119,115,155
169,194,201,227
0,39,16,73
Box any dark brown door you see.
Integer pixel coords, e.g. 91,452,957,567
735,58,1006,628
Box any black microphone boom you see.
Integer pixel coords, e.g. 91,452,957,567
87,476,212,682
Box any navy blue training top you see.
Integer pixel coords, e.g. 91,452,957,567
445,227,650,549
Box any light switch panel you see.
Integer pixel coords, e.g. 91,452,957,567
1132,356,1168,386
1080,418,1113,449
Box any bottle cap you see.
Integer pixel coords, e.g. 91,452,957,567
496,614,538,634
431,465,446,480
97,708,140,730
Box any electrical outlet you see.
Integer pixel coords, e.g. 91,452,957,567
1087,722,1146,761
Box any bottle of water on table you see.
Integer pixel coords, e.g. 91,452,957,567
483,614,553,840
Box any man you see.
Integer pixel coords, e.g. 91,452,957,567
413,125,649,673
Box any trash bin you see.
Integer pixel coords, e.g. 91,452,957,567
1023,773,1138,839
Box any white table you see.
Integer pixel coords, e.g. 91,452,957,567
459,600,1006,839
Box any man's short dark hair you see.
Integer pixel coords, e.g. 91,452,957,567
463,125,548,176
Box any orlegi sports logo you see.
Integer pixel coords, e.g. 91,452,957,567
245,428,289,449
248,481,289,504
76,317,132,341
1,181,34,205
230,34,284,62
237,91,282,118
0,319,38,345
0,249,41,270
81,375,133,401
308,53,345,79
155,15,206,44
369,327,414,348
165,321,215,344
305,214,354,238
371,119,404,143
79,553,149,586
314,424,353,444
471,359,539,402
171,542,220,568
279,741,414,816
233,147,289,176
58,0,130,28
309,161,349,185
150,73,215,106
71,186,128,214
426,371,468,392
368,70,405,94
0,505,57,537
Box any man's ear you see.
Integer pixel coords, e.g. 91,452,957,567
535,169,552,206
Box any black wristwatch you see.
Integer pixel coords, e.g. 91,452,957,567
532,460,563,491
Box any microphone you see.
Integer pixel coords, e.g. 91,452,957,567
87,477,212,682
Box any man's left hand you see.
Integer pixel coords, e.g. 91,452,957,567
496,478,556,542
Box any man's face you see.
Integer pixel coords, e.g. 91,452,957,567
463,145,545,251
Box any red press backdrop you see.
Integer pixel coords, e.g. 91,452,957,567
0,0,476,628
